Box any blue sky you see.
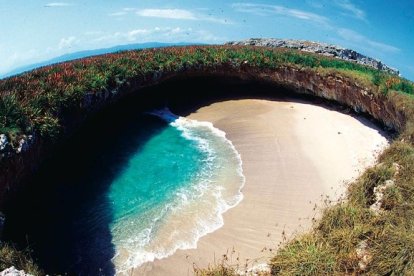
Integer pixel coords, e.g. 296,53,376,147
1,0,413,80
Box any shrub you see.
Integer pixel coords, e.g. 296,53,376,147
0,94,28,134
0,243,42,275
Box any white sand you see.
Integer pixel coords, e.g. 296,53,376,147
132,99,389,275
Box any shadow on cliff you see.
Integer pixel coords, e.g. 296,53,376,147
2,75,389,275
3,93,169,275
2,75,294,274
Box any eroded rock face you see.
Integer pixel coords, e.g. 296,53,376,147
256,66,405,131
227,38,400,76
0,63,405,208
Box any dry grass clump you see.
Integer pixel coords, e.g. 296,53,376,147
270,234,336,275
194,264,237,276
268,136,414,275
266,82,414,274
193,247,271,276
1,45,414,274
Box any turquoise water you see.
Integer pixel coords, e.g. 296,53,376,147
105,115,245,272
109,125,205,231
4,109,244,274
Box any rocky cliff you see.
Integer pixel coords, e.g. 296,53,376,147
0,267,32,276
0,46,410,210
227,38,399,76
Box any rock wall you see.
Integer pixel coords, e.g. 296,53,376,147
0,266,32,276
0,63,407,209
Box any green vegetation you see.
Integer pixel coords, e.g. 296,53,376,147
269,141,414,275
0,243,42,274
0,46,413,145
1,45,414,274
0,94,28,135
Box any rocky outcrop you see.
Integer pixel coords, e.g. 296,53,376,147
0,135,7,151
244,66,406,131
227,38,399,76
0,267,32,276
0,51,409,210
0,134,35,158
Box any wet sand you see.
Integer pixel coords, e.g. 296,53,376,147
132,99,389,275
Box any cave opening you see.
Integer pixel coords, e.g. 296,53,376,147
2,75,380,274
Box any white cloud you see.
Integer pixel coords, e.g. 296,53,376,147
232,3,329,26
91,26,222,45
126,29,151,41
108,8,137,17
0,49,42,75
334,0,366,20
0,35,82,76
109,11,128,17
93,27,161,43
58,36,78,49
136,9,196,20
84,31,104,36
109,7,230,24
337,28,400,53
306,1,326,9
44,2,72,7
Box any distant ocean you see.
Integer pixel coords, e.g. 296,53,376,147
106,112,245,272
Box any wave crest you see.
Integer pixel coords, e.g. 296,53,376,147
113,115,245,274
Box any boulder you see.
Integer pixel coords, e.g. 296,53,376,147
0,267,32,276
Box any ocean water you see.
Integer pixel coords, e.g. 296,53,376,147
4,108,244,274
106,112,245,272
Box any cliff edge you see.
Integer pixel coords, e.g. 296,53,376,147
227,38,399,76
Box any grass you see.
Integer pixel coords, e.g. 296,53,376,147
194,264,237,276
1,45,414,274
1,46,413,146
192,248,271,276
0,243,42,275
271,234,337,275
267,139,414,275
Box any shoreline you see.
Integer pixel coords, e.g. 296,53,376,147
131,99,389,275
114,115,246,273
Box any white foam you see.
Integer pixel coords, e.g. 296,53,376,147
114,116,245,274
171,116,245,209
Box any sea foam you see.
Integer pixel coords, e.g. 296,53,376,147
112,112,245,274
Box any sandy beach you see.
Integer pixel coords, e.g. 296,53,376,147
133,99,389,275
